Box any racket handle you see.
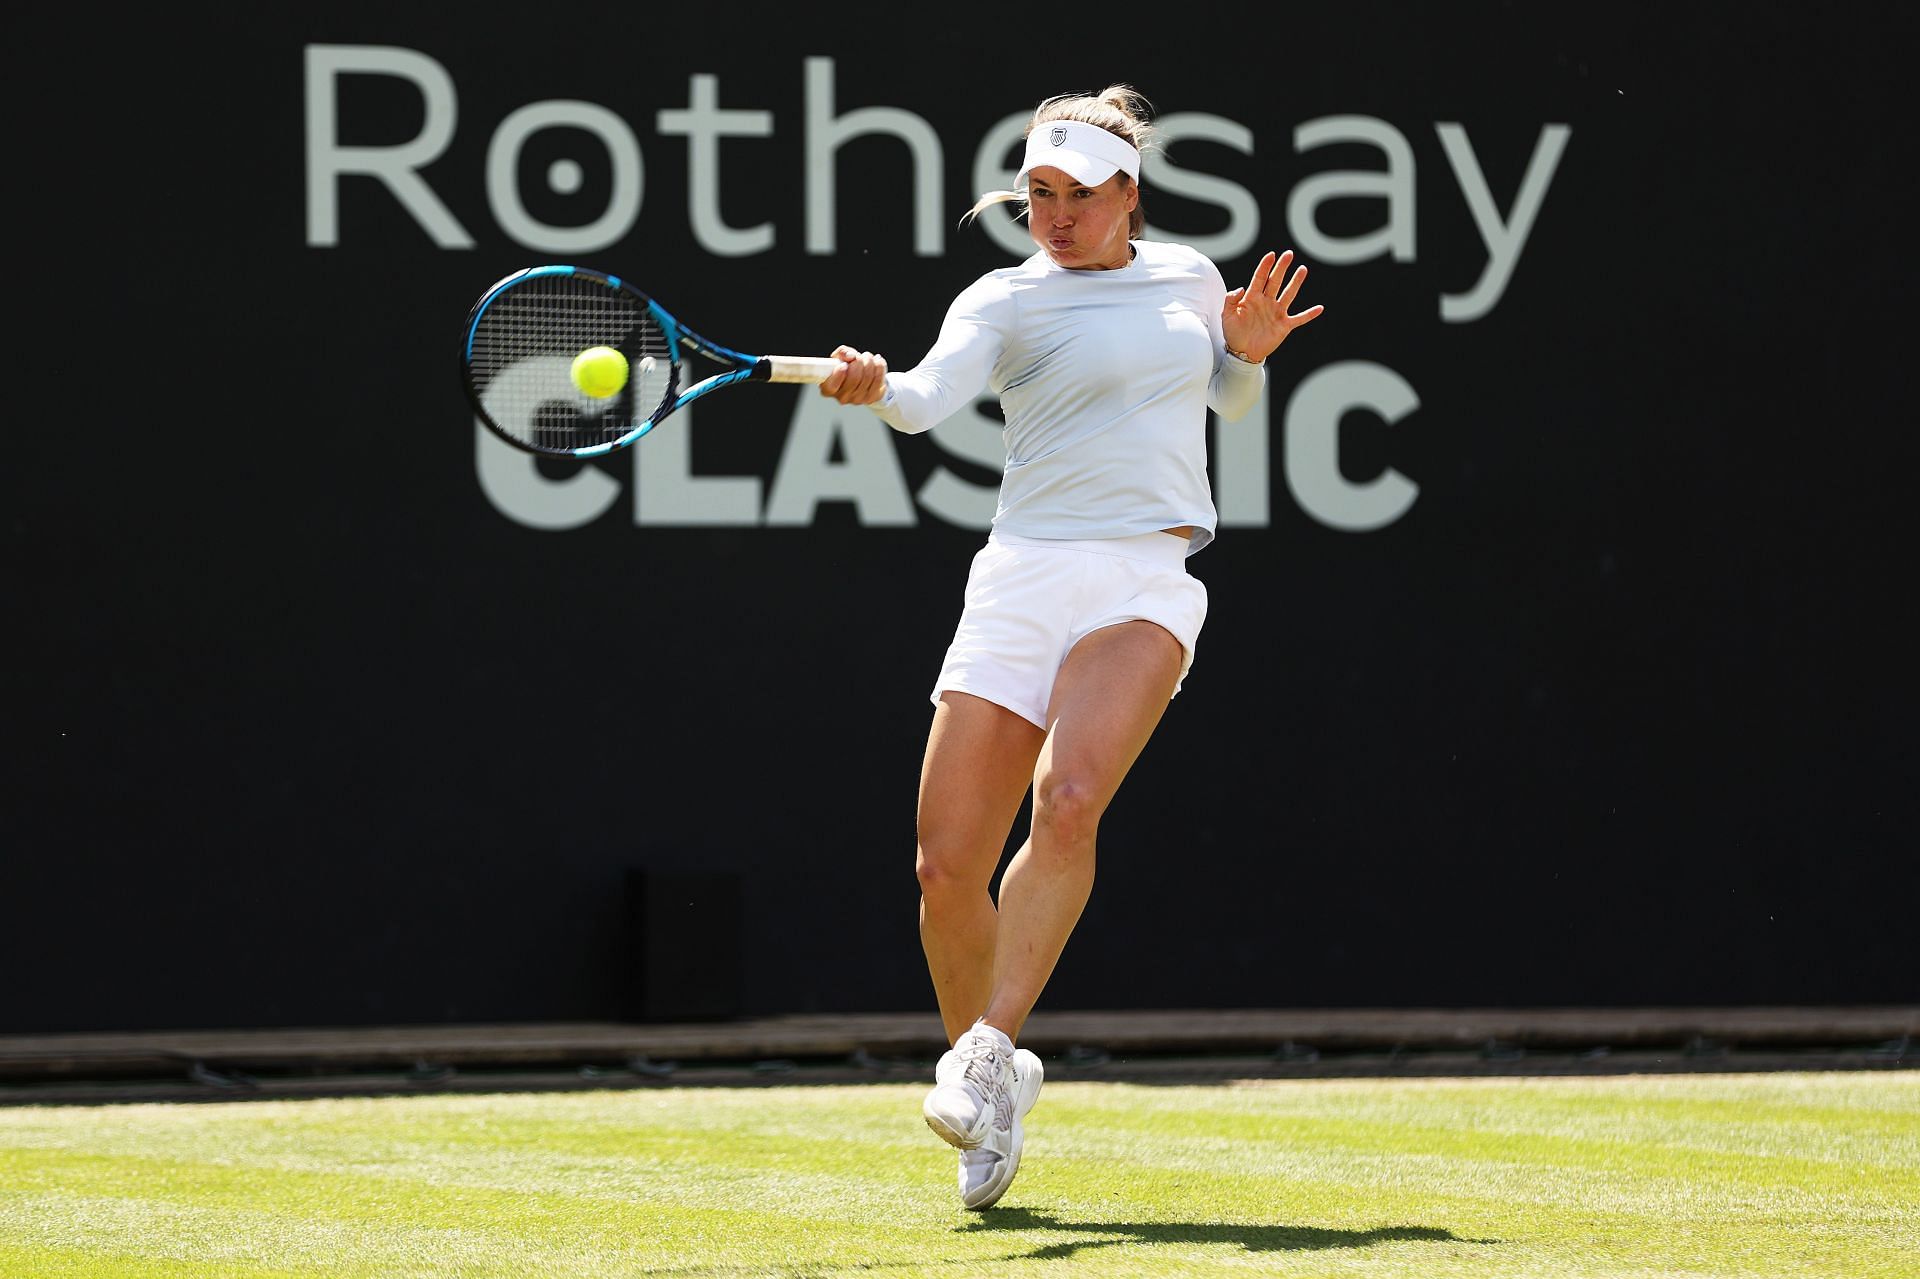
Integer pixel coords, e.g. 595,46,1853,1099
761,355,841,384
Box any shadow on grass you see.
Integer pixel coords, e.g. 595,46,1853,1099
960,1208,1494,1262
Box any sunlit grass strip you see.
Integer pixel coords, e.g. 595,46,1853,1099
1,1071,1913,1277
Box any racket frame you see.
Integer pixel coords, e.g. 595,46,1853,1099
461,264,836,458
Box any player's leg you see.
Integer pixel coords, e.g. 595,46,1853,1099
916,690,1046,1045
946,617,1182,1209
918,690,1047,1162
982,618,1185,1040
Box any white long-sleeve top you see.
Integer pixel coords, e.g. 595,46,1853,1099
871,239,1265,555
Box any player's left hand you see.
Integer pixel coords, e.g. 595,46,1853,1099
1221,249,1324,364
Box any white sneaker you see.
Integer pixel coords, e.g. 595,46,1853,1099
958,1047,1043,1211
923,1021,1012,1149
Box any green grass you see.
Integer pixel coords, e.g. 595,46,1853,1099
2,1071,1915,1277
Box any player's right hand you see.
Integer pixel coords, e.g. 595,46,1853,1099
819,345,888,405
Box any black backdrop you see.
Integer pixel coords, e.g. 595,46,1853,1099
9,4,1914,1034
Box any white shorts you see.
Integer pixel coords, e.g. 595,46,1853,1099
930,530,1209,729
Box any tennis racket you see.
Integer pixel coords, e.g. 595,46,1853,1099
460,264,840,457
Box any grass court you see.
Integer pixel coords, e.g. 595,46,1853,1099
3,1069,1914,1277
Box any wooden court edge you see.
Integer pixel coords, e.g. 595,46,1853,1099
3,1007,1914,1084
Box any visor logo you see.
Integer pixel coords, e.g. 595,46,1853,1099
1049,127,1067,146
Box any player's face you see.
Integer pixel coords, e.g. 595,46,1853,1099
1025,166,1138,271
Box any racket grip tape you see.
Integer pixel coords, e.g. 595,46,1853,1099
760,355,841,384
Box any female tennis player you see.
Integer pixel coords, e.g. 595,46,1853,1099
818,85,1323,1210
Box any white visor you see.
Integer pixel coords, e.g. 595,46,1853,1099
1014,120,1141,191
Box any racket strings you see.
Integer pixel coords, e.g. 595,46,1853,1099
467,274,676,453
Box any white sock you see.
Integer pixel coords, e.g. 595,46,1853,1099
971,1019,1015,1054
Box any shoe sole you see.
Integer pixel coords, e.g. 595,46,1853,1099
925,1106,990,1144
924,1095,989,1150
963,1049,1044,1211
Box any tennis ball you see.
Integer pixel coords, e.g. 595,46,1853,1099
571,345,629,398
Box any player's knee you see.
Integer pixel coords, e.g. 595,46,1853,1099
916,843,985,905
1033,775,1102,847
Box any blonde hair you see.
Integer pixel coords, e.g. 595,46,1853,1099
964,85,1155,237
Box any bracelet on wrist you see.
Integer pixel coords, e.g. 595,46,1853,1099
1226,346,1263,365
